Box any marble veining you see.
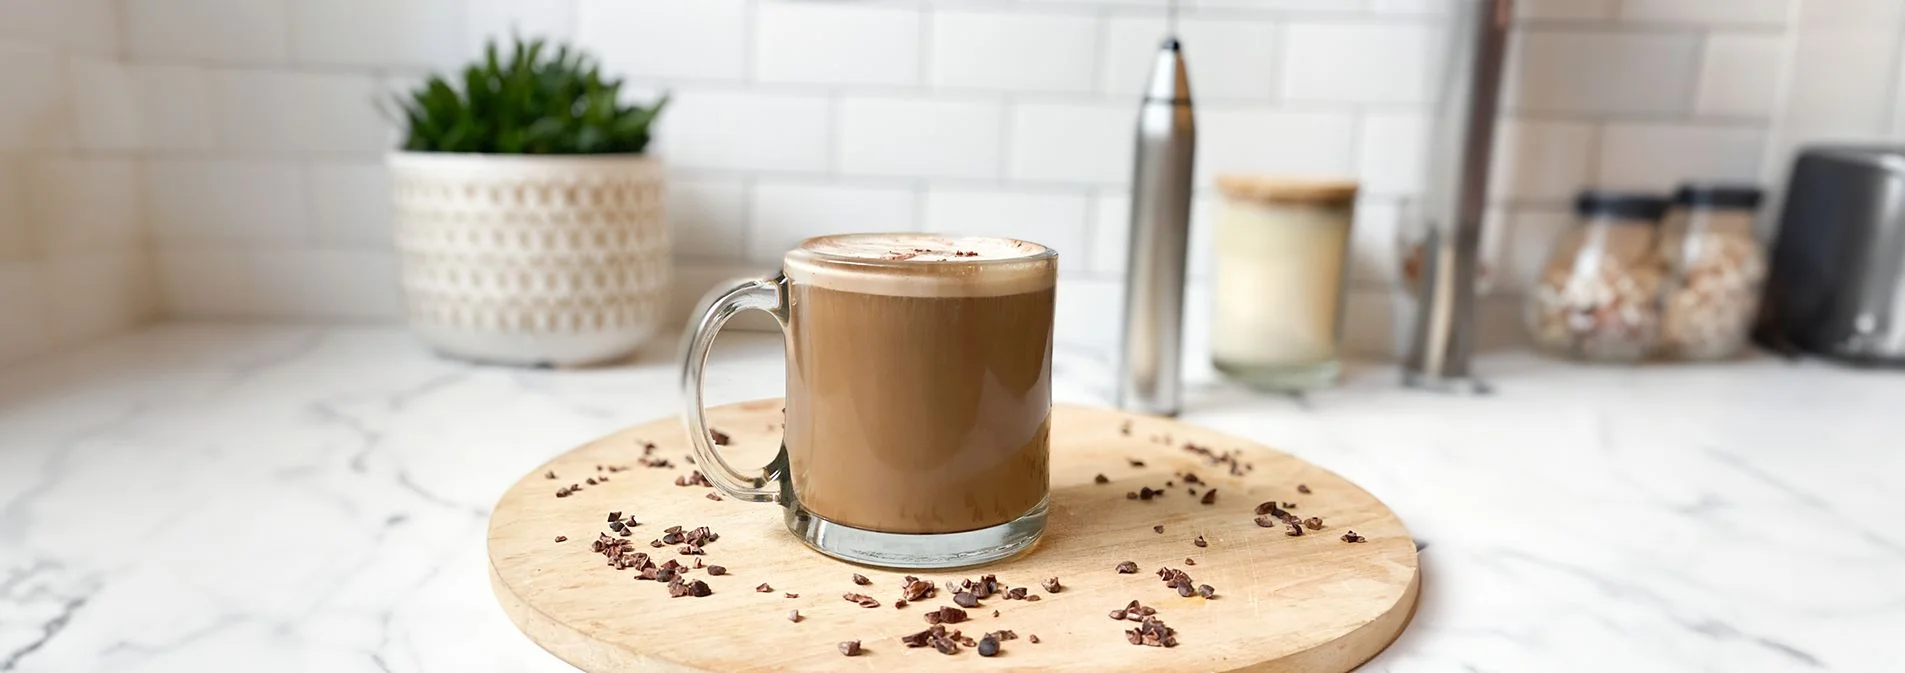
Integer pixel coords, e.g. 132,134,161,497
2,324,1902,672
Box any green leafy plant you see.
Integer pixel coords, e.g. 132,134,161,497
392,37,667,154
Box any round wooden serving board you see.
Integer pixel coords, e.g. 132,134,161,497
489,400,1419,672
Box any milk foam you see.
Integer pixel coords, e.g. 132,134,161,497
784,234,1056,298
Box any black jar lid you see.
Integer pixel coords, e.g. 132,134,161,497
1673,183,1763,210
1575,190,1670,222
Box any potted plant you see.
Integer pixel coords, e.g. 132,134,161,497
387,38,670,366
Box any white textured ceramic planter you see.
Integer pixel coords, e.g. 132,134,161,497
387,152,670,367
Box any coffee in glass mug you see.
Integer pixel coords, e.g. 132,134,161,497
680,233,1056,568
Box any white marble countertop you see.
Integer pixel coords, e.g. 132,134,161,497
2,324,1901,672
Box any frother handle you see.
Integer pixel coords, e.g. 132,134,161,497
679,275,787,503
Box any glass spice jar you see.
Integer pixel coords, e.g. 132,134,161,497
1656,184,1767,360
1524,191,1669,362
1210,175,1358,390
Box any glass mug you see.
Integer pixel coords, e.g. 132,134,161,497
680,233,1057,568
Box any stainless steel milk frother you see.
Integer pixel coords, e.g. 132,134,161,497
1115,19,1196,417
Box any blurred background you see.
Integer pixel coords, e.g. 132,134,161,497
4,0,1901,369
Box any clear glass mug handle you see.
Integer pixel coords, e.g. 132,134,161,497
678,275,788,503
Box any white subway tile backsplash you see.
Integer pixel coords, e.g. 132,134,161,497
1487,118,1594,203
60,0,119,55
1348,198,1402,286
1517,0,1618,20
747,182,917,262
1507,30,1701,115
28,158,141,253
128,65,217,151
756,2,921,86
157,248,402,319
1089,192,1130,275
1196,109,1357,186
1102,16,1277,100
306,162,393,247
0,261,51,365
1697,34,1783,118
207,70,391,154
69,60,139,151
0,162,29,261
0,45,67,151
1596,123,1765,189
839,97,1003,179
577,0,745,82
1783,30,1900,136
146,159,308,243
1799,0,1903,28
1498,207,1572,292
655,91,830,173
1358,113,1430,196
932,11,1097,93
1281,22,1439,104
921,188,1090,265
1620,0,1792,25
465,0,574,56
1008,103,1136,184
42,250,155,342
1197,0,1365,11
669,179,748,259
1369,0,1451,15
291,0,462,69
125,0,290,63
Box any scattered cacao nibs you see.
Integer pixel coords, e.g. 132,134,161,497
1342,530,1367,543
669,579,712,598
902,578,936,602
707,565,727,576
710,429,731,446
656,568,677,583
1153,525,1164,534
693,558,704,569
1005,587,1028,600
679,544,704,555
787,609,801,623
1109,608,1128,620
1182,473,1201,484
554,535,567,543
895,599,908,608
608,521,625,532
606,511,622,522
987,630,1017,641
1041,577,1061,593
616,529,631,537
1193,535,1207,548
852,573,871,586
924,606,968,625
1029,634,1040,644
843,592,880,608
1128,458,1145,467
1184,557,1196,566
1197,584,1216,599
1188,487,1197,496
1126,491,1138,500
1139,487,1159,500
991,609,999,618
1119,420,1132,435
674,471,713,488
838,640,861,657
705,492,722,501
1200,489,1217,505
1176,583,1194,597
665,525,683,534
954,250,980,258
544,470,557,479
555,487,573,498
953,591,979,608
756,583,772,592
1025,595,1041,602
1255,501,1277,515
977,635,1000,657
586,477,597,486
1116,561,1139,574
1286,523,1305,537
1165,480,1174,488
785,592,798,598
1283,502,1298,510
1296,484,1312,494
649,539,665,548
1094,474,1109,484
1304,517,1325,530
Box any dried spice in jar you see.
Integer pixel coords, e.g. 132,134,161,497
1524,191,1670,362
1656,184,1766,360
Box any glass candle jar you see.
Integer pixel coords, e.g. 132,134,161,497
1210,175,1358,390
1524,191,1669,362
1656,184,1767,360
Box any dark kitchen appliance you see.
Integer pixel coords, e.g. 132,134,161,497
1757,146,1905,364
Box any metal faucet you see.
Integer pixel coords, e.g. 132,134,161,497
1403,0,1513,392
